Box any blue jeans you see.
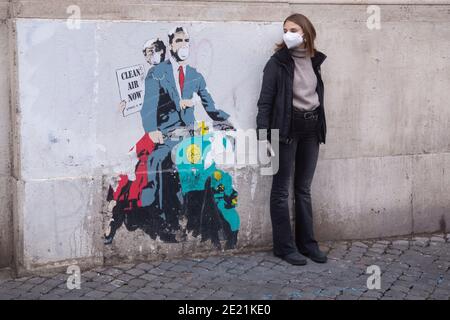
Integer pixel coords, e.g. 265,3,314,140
270,107,320,256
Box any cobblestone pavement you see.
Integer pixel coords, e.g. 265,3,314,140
1,234,449,300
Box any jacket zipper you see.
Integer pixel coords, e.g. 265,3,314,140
281,62,294,143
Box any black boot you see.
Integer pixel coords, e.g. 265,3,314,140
300,248,328,263
275,251,307,266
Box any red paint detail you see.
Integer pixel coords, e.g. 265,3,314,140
110,133,155,209
113,174,129,201
178,66,185,95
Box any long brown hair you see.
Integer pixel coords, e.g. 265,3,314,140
275,13,317,57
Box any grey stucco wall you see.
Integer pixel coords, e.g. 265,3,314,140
0,0,12,269
1,0,449,273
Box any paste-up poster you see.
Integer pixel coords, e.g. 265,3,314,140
116,64,145,116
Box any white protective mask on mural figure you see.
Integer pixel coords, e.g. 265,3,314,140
177,45,190,60
150,53,162,65
283,31,304,49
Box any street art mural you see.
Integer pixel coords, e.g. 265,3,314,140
104,26,240,250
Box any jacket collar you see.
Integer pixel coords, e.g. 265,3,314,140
272,46,327,69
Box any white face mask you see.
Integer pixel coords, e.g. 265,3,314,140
283,31,304,49
150,53,162,65
177,45,190,60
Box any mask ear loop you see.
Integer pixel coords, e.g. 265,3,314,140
299,33,305,42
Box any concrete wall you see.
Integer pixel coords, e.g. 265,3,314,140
0,0,12,269
2,0,449,272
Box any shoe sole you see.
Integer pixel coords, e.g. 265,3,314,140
274,254,308,266
307,256,328,263
286,260,307,266
298,251,328,264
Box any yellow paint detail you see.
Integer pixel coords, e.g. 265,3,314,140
213,171,222,181
186,144,201,164
200,121,209,135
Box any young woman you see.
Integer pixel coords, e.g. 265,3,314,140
256,13,328,265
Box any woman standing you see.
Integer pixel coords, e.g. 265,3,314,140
256,13,328,265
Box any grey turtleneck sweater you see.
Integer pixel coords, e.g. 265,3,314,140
289,45,320,111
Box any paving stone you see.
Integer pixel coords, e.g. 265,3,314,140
360,290,383,298
92,274,114,283
404,295,426,300
1,235,448,300
84,290,109,299
81,271,100,280
101,268,124,277
0,292,18,300
114,284,140,294
158,262,175,270
368,247,386,254
127,278,149,288
27,277,47,285
352,242,369,249
133,263,151,271
392,240,410,247
336,294,359,300
15,283,35,291
430,236,445,243
386,248,403,255
103,291,129,300
96,283,120,292
114,263,136,271
29,284,55,295
126,268,146,277
413,237,430,247
138,273,157,282
38,294,63,300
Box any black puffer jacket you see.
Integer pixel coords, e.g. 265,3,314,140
256,46,327,144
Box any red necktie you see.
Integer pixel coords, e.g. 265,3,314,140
178,65,185,95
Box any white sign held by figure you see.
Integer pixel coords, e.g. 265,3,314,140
116,64,145,117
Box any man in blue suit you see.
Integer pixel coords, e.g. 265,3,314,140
140,26,233,241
